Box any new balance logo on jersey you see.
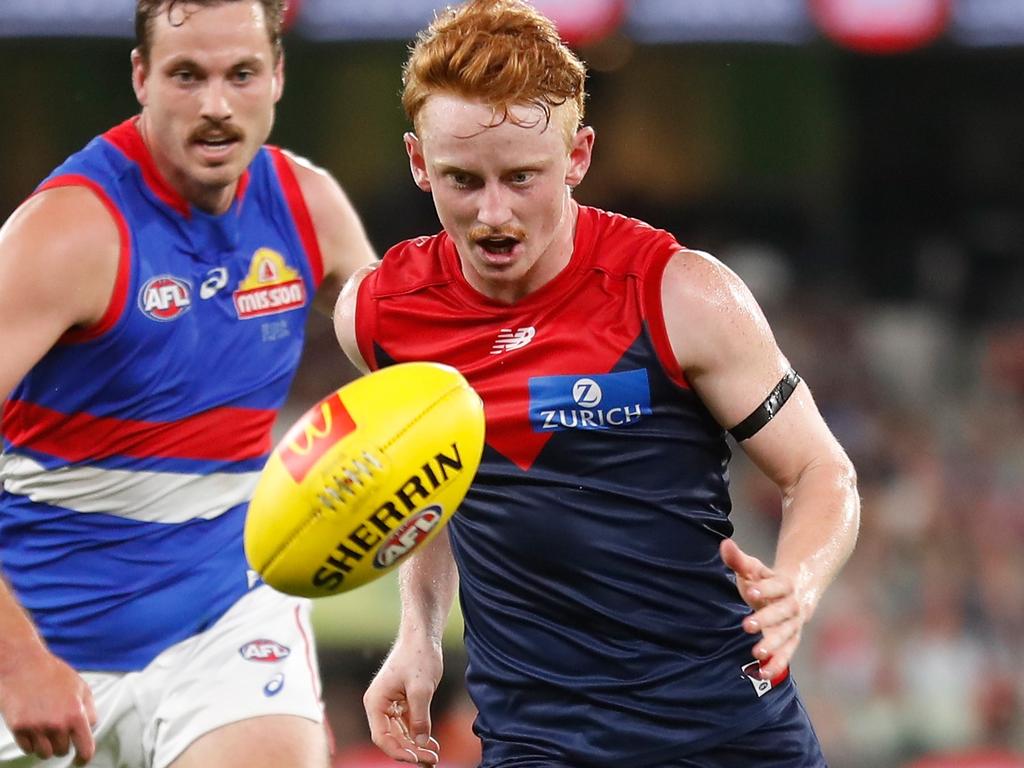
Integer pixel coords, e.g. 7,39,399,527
529,370,652,432
491,327,536,354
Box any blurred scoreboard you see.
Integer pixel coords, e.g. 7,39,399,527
1,1,1022,49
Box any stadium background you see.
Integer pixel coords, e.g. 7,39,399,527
2,1,1023,766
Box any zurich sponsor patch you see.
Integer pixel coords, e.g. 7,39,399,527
139,275,192,321
529,370,652,432
239,639,291,662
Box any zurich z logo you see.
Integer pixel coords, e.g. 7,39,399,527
529,370,652,432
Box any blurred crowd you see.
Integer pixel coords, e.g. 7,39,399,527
728,247,1024,767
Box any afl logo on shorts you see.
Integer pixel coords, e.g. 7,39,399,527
139,275,192,321
239,639,291,662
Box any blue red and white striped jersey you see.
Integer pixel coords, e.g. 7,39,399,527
355,205,796,765
0,118,323,670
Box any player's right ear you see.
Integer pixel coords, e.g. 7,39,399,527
404,132,432,192
130,48,149,105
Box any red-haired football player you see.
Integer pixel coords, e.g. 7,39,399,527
0,1,374,766
336,1,860,766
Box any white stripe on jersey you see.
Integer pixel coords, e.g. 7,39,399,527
0,453,259,523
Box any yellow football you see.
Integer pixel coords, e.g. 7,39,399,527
244,362,485,597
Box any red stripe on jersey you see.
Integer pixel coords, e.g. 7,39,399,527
268,147,324,288
355,271,382,371
2,400,275,463
641,248,690,390
33,175,132,345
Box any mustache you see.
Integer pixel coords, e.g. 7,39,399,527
189,120,244,143
468,224,527,242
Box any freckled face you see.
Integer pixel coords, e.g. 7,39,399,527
406,95,593,301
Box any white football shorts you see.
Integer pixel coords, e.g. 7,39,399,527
0,586,324,768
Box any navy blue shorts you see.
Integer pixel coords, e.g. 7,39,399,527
666,695,827,768
480,694,826,768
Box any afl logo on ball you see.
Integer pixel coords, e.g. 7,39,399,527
373,505,444,570
139,275,192,321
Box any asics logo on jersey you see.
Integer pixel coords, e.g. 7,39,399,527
200,267,229,299
490,327,536,354
139,275,192,321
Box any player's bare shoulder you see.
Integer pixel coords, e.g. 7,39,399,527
0,185,121,328
660,248,781,380
663,248,765,320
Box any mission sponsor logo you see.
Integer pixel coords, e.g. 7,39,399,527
529,369,652,432
139,275,192,321
312,444,465,592
233,248,307,320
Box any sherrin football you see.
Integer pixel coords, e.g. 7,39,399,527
244,362,485,597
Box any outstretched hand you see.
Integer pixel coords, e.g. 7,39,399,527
363,641,443,765
720,538,805,682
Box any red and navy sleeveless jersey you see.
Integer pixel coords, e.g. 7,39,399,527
0,118,323,670
356,206,796,765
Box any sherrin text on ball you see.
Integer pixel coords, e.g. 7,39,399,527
244,362,485,597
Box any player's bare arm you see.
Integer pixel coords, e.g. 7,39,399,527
661,249,860,681
284,151,376,315
0,186,119,764
363,531,457,766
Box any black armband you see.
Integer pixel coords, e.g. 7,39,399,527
728,369,802,442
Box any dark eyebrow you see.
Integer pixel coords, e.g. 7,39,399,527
230,57,265,71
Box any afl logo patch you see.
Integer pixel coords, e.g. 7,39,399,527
139,275,192,321
239,639,291,662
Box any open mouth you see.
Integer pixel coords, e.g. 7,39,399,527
477,236,520,255
195,135,239,150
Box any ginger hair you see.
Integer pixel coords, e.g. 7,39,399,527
402,0,587,142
